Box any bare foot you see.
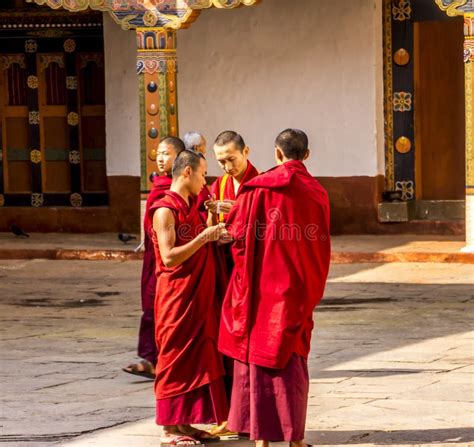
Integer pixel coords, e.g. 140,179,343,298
163,425,181,436
177,425,219,441
162,426,202,445
122,359,155,379
177,425,199,436
255,441,270,447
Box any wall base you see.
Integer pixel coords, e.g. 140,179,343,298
318,175,465,235
0,175,465,236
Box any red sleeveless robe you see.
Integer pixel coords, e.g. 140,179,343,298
149,191,226,400
138,175,172,364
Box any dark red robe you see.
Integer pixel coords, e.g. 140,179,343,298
210,161,260,398
210,160,259,278
138,175,172,365
228,353,309,441
219,160,331,369
195,184,211,222
210,161,259,222
149,191,226,400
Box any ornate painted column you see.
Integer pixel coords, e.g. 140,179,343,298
136,27,178,240
464,12,474,251
136,27,178,192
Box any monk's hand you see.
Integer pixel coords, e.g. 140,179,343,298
217,200,236,215
217,229,233,246
200,223,227,243
204,194,218,214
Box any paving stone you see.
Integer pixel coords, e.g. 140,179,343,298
0,260,473,446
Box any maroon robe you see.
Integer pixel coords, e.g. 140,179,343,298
229,354,309,441
219,160,331,441
210,161,260,397
196,184,211,222
149,191,228,424
219,160,331,368
210,161,259,222
210,160,259,282
137,175,172,364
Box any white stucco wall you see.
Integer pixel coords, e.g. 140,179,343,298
177,0,384,177
103,14,141,177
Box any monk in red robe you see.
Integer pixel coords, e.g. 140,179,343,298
123,137,184,379
206,130,259,227
151,149,229,446
219,129,331,447
205,131,260,310
203,131,259,435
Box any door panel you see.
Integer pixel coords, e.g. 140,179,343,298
414,18,465,200
0,47,107,203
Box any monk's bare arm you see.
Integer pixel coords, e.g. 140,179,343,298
153,207,225,268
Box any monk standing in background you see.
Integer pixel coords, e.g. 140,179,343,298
122,137,184,380
183,131,209,221
219,129,331,447
151,150,229,446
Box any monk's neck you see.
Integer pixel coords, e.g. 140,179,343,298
170,184,190,205
232,161,249,185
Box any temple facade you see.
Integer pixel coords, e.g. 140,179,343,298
0,0,473,250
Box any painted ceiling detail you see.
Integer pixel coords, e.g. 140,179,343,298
434,0,473,16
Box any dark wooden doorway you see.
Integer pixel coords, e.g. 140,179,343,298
414,17,465,200
0,6,108,207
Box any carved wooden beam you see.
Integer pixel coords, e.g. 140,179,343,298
27,0,260,29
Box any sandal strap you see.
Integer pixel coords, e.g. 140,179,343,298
169,435,201,445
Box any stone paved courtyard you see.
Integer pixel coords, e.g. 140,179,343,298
0,260,473,446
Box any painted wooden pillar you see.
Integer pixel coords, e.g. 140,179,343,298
464,13,474,251
136,27,178,191
136,27,178,240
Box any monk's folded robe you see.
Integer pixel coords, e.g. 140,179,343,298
210,159,259,292
219,160,331,441
150,191,228,425
210,160,259,398
195,185,211,223
138,175,172,365
229,354,309,441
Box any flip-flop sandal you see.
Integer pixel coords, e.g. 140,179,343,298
122,360,155,379
209,422,237,437
161,435,202,445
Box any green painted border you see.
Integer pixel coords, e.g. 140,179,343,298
138,74,147,192
7,148,30,161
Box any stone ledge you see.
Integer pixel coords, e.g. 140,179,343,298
1,248,473,263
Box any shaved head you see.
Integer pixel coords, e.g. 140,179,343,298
172,149,205,179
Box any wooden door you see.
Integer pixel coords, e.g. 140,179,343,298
414,18,465,200
0,47,107,206
38,53,70,193
0,55,31,194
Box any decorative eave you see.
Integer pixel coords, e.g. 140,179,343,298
0,9,103,31
26,0,261,30
435,0,474,16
